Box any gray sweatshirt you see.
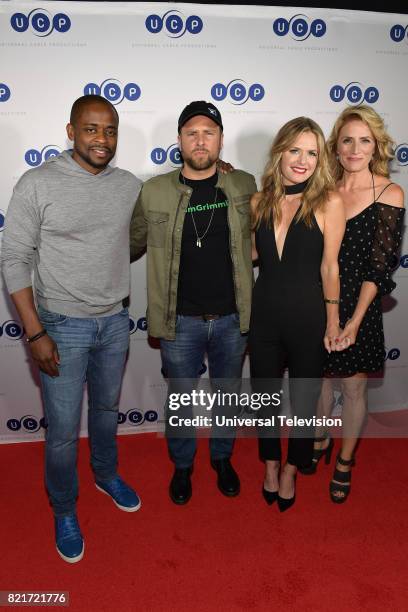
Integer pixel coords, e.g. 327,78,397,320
1,151,142,317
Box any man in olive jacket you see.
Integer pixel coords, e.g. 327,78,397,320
130,101,257,504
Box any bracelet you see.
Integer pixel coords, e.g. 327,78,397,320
26,329,47,344
324,298,340,304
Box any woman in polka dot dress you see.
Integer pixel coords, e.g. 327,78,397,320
302,106,405,503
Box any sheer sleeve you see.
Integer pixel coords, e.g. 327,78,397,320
362,204,405,295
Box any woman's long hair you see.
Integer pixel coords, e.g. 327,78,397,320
327,105,394,181
254,117,334,229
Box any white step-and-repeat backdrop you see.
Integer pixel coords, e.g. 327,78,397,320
0,1,407,442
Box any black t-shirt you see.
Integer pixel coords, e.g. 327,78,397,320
177,172,236,315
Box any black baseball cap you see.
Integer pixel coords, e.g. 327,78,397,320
178,100,223,132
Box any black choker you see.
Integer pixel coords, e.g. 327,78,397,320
284,179,309,195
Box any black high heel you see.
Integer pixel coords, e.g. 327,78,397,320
262,486,278,505
299,435,334,475
277,492,296,512
277,473,297,513
262,463,280,506
330,454,354,504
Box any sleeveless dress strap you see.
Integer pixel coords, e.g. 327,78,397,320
374,182,394,203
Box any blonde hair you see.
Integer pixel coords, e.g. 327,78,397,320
327,105,394,181
254,117,334,229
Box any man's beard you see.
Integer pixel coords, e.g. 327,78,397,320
182,150,218,172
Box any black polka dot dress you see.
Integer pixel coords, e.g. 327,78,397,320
325,197,405,376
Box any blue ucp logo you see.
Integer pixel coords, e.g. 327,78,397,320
211,80,265,105
117,409,158,426
0,84,11,102
145,10,203,37
10,9,71,35
392,253,408,270
390,24,408,43
330,83,379,105
151,144,182,167
395,144,408,166
0,320,24,340
273,14,326,40
129,316,147,335
7,416,46,432
384,347,401,361
84,80,141,105
24,145,61,167
0,209,5,232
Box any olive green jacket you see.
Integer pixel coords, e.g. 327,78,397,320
130,169,257,340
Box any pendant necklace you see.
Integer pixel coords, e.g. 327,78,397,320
181,173,218,248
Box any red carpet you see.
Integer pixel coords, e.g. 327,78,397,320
1,434,407,611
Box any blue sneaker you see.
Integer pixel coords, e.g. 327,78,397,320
95,476,141,512
55,514,84,563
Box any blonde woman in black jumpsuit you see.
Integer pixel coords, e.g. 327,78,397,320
249,117,345,511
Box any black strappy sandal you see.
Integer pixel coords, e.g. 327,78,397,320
299,435,334,475
329,454,355,504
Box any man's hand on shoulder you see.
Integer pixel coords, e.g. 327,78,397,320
217,159,235,174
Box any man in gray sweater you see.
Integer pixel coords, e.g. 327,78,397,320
1,95,142,563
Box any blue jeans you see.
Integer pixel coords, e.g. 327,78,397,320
38,306,129,517
160,314,247,468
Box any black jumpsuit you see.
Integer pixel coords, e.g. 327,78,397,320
249,213,326,468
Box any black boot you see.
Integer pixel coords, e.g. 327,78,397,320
169,467,192,505
211,458,240,497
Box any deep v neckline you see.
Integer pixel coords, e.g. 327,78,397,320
273,205,301,262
